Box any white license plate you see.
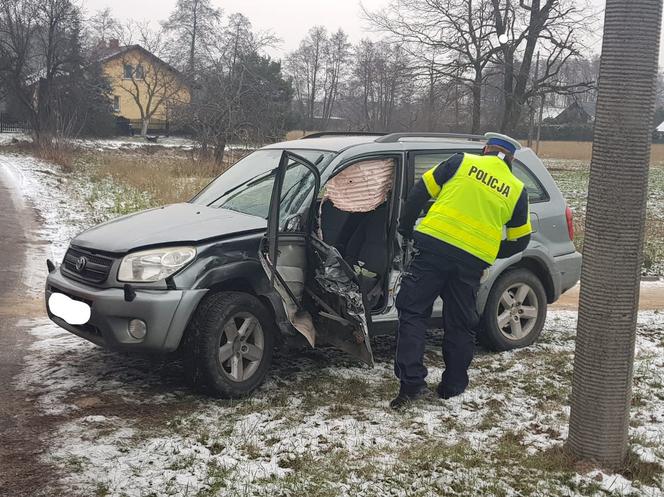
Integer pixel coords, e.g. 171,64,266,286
48,292,91,325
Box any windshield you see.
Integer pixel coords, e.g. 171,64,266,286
191,149,335,218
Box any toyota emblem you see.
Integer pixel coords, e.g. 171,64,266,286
75,256,87,272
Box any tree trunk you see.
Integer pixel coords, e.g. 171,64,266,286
568,0,662,469
213,136,226,165
527,101,535,148
141,118,149,136
471,72,482,134
500,48,515,133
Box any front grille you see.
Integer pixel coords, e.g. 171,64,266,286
62,246,114,284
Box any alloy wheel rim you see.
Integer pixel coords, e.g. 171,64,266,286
218,312,264,382
496,283,538,341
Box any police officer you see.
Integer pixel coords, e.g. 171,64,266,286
391,133,532,409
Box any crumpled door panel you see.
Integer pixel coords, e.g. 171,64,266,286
306,237,374,366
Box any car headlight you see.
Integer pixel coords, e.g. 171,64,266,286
118,246,196,282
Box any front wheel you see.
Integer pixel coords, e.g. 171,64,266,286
480,268,547,351
183,291,275,398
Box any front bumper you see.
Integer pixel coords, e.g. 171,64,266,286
45,266,207,352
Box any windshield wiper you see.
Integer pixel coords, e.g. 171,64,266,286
206,170,274,208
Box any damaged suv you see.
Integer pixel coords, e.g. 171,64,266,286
45,132,581,397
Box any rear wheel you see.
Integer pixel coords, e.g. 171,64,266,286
183,291,275,398
481,268,547,351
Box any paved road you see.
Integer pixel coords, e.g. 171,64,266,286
551,282,664,311
0,160,57,496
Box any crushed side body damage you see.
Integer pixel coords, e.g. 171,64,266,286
259,236,374,366
308,237,374,366
257,244,317,347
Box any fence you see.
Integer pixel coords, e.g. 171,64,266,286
126,119,170,135
0,113,29,133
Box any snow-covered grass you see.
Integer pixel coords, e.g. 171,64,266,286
545,159,664,276
0,153,149,264
0,134,251,210
0,131,30,145
74,136,197,151
16,312,664,497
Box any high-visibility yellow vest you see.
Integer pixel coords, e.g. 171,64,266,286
416,153,531,264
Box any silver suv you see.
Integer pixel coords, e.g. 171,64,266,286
45,132,581,397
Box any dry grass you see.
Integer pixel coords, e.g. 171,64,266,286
523,141,664,161
79,148,253,207
8,139,79,171
285,130,314,141
87,151,224,206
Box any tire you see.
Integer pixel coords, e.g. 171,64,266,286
183,291,275,398
480,268,547,351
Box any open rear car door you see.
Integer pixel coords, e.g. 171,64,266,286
258,151,374,366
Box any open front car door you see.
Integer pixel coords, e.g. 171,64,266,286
258,151,374,366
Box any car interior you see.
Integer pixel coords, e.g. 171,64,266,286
315,157,396,310
265,156,398,361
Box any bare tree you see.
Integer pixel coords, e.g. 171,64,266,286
286,26,327,130
0,0,86,143
490,0,596,133
87,7,119,46
364,0,500,133
162,0,222,74
116,44,188,136
178,14,290,163
347,39,413,131
0,1,38,123
568,0,662,468
320,29,351,125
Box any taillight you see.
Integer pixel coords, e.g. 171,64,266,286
565,206,574,241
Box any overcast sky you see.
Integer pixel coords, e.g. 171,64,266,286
81,0,662,63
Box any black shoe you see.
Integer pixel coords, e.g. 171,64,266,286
436,382,465,400
389,386,432,410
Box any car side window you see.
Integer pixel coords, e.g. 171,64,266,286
512,160,548,203
413,153,454,185
412,151,483,218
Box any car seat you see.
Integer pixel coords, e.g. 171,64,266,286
344,202,389,308
319,201,363,254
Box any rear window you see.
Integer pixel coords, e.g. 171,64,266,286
412,150,484,184
412,151,548,203
413,153,454,183
513,160,548,203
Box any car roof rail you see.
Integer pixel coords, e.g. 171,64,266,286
302,131,388,139
374,132,486,143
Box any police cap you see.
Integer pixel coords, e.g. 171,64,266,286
484,132,522,155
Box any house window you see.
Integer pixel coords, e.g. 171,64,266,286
135,64,144,80
113,96,120,112
123,64,133,79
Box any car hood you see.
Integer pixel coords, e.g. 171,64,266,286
72,203,266,253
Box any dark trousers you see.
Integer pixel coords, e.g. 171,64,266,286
394,248,481,395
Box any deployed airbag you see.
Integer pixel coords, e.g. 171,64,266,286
325,159,394,212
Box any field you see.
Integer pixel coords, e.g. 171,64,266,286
546,158,664,276
533,141,664,161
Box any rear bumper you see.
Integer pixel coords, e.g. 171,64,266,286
45,266,207,352
552,250,582,298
